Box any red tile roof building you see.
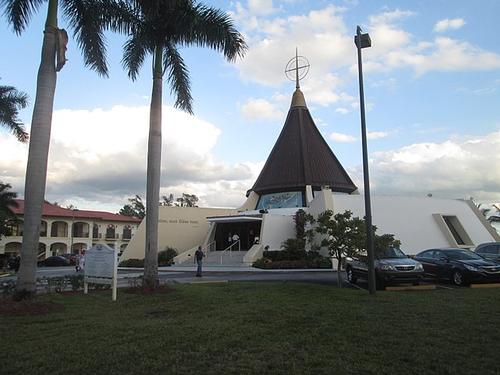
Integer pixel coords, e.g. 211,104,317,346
1,200,142,260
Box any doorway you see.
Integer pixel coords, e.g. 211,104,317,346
214,221,262,251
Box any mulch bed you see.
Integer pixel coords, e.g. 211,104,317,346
0,299,65,316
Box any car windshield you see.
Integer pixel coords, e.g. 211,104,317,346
377,247,406,259
444,249,483,260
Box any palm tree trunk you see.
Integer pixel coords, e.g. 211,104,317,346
17,1,59,296
144,46,163,289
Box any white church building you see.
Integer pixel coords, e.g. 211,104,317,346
122,85,499,265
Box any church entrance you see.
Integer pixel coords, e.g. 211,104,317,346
214,221,262,251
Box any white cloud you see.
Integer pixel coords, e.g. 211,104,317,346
434,18,465,32
232,4,500,109
366,130,500,201
367,131,390,139
361,11,500,75
234,6,353,91
0,105,257,211
247,0,278,16
368,9,415,25
335,107,349,114
240,98,284,121
330,132,357,143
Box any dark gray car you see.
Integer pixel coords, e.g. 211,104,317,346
475,242,500,263
345,248,424,289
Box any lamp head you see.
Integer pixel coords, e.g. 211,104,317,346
355,26,371,49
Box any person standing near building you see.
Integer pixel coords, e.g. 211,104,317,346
232,233,240,249
78,250,85,272
194,246,204,277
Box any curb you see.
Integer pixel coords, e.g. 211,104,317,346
385,285,436,291
470,283,500,289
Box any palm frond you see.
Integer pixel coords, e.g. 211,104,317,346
179,4,247,62
0,182,19,216
122,29,150,81
62,0,110,77
99,0,139,35
0,84,29,142
163,41,192,114
2,0,45,34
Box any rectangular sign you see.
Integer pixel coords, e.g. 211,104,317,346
85,245,115,279
84,244,118,301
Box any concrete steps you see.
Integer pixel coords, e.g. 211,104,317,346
175,250,248,267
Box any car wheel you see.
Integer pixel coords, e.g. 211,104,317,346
451,269,466,286
346,267,357,284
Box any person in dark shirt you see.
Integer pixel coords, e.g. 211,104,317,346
194,246,204,277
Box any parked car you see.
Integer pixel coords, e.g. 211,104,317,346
415,248,500,286
345,247,424,289
38,256,70,267
475,242,500,263
60,253,79,265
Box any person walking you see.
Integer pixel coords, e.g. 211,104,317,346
194,246,204,277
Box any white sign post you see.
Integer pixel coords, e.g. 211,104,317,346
84,244,118,301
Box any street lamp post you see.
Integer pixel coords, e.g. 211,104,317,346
355,26,376,295
70,208,79,254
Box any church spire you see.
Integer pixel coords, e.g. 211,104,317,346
249,52,357,196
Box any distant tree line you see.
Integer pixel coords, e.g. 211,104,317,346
118,193,199,219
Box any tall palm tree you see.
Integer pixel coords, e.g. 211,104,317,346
0,82,29,142
111,0,246,288
2,0,114,296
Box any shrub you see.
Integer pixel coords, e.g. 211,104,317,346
253,253,332,269
158,247,177,266
66,274,84,291
0,279,16,298
119,258,144,268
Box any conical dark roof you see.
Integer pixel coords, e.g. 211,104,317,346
251,89,357,195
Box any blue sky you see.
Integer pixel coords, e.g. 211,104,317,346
1,0,499,211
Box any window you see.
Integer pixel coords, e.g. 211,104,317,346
92,224,99,239
122,226,132,240
478,245,497,255
443,216,465,245
421,250,435,259
433,214,473,247
256,191,304,210
105,225,116,239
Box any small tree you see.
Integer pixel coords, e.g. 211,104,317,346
161,194,174,206
282,209,315,253
175,193,199,207
316,210,402,287
316,210,364,287
119,195,145,219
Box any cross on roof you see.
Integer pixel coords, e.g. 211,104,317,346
285,48,310,89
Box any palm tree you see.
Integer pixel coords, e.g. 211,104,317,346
111,0,246,288
0,82,29,142
2,0,114,296
0,182,19,239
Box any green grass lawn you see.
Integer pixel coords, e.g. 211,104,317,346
2,282,500,375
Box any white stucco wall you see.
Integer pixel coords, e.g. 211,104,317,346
332,195,498,254
259,209,297,250
121,206,235,260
